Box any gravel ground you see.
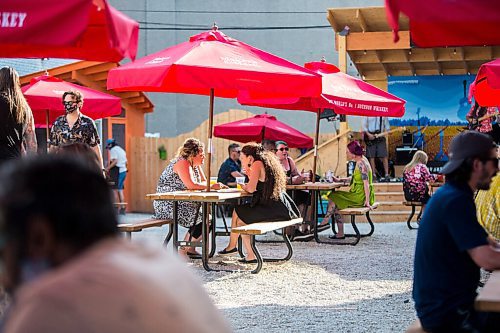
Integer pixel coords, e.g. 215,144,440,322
122,213,418,332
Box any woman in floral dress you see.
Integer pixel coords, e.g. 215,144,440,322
403,151,436,218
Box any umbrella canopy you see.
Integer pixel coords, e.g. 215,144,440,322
214,114,313,148
107,26,321,98
238,59,406,181
385,0,500,47
107,26,322,191
470,59,500,107
0,0,138,62
238,60,405,117
22,75,122,127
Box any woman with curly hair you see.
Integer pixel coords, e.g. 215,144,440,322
318,140,375,239
218,142,300,263
154,138,224,258
0,66,37,163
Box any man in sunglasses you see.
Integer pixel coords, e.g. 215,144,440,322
413,131,500,332
217,143,245,187
49,90,104,170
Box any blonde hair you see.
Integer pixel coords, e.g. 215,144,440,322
404,150,428,172
176,138,204,161
0,67,31,124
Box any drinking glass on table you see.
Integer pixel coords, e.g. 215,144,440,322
235,176,245,190
210,177,218,186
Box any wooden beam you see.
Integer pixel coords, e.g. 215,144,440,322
374,50,389,76
127,96,146,104
403,50,416,76
346,31,410,51
356,9,368,32
338,35,348,73
326,10,341,32
79,62,117,75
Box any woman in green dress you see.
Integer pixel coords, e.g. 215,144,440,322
319,140,375,239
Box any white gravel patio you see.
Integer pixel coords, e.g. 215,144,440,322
121,213,418,332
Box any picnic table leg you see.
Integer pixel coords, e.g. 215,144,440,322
261,229,293,262
416,208,423,224
349,215,361,246
249,235,263,274
172,201,179,254
209,203,217,258
201,202,211,272
163,223,173,247
406,205,417,230
126,231,132,240
364,212,375,237
313,190,321,243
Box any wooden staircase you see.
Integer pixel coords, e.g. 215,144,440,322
332,182,420,223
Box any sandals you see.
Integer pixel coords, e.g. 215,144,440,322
179,246,201,259
328,234,346,240
217,247,238,255
238,258,258,264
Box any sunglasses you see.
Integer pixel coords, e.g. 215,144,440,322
278,147,289,152
63,101,77,106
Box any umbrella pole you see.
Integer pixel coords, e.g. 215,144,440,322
311,109,321,183
45,109,50,153
206,88,215,192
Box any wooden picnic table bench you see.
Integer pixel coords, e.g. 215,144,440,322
118,218,173,244
329,202,379,246
403,201,423,230
232,218,303,274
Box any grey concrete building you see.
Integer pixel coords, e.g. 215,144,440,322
109,0,383,137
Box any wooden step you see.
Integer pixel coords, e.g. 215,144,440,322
372,183,403,192
374,192,406,201
375,201,413,212
355,210,416,223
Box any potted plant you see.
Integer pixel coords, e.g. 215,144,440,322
158,145,167,160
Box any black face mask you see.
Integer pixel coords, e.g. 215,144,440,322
64,102,78,114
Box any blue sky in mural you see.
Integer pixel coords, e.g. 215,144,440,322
388,75,475,126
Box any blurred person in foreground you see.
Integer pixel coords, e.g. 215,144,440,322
413,131,500,332
0,155,231,333
0,66,37,164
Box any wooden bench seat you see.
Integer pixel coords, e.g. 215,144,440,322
405,319,427,333
403,201,423,230
333,202,379,246
118,218,173,245
231,218,303,274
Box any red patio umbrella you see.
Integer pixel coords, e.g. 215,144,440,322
107,26,321,191
238,59,406,180
22,74,122,144
214,114,313,148
470,59,500,107
0,0,138,62
385,0,500,47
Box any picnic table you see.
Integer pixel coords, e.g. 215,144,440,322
146,190,251,272
475,270,500,312
286,181,346,244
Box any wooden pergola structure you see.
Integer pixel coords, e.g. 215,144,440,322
326,7,500,90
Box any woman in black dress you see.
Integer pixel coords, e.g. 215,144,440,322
219,143,299,263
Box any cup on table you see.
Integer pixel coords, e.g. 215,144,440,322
210,177,218,186
301,171,310,182
235,176,245,190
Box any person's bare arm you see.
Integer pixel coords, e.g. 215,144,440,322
230,170,245,178
241,161,263,193
23,110,37,155
106,159,117,172
288,158,304,184
92,144,104,170
468,245,500,271
174,159,206,190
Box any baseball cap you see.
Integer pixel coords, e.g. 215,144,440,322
440,131,495,174
105,138,115,149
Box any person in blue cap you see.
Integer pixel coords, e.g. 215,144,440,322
105,138,127,214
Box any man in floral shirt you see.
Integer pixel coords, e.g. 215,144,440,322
49,90,104,170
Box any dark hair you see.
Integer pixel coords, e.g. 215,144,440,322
445,151,493,184
0,155,118,256
0,66,31,124
347,140,364,156
54,142,101,173
241,142,286,200
62,90,83,104
227,143,240,155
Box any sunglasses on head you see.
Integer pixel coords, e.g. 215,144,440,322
278,147,289,152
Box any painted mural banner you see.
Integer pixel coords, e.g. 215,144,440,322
386,75,476,166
